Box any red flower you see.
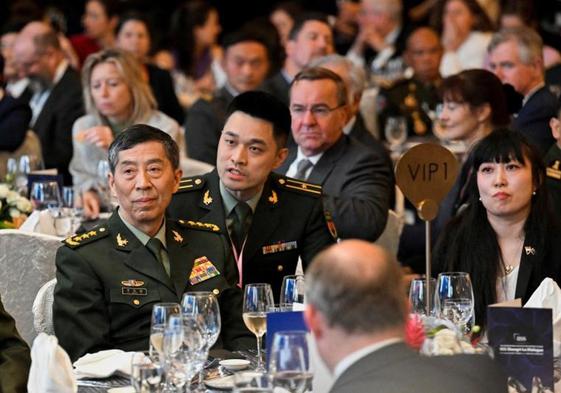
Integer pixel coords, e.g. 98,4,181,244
405,314,426,350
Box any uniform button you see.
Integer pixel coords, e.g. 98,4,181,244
132,299,140,305
277,265,284,272
212,289,220,295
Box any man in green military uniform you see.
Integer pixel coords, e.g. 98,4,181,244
168,91,335,300
0,295,30,393
54,125,252,361
377,27,443,140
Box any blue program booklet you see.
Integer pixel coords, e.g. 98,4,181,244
265,311,308,365
487,306,553,391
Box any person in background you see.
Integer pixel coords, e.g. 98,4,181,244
488,27,559,155
546,107,561,211
431,0,494,77
115,12,183,123
0,86,31,153
433,129,561,331
70,49,181,219
269,1,303,48
70,0,119,67
332,0,361,55
304,240,507,393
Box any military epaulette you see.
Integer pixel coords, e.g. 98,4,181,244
547,160,561,180
63,227,109,248
178,219,220,233
176,176,206,193
275,177,322,197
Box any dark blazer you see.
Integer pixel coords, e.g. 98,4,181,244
53,213,252,361
167,170,335,299
0,295,30,393
146,63,184,124
348,113,394,170
184,87,234,165
260,71,290,106
32,66,84,185
513,86,558,155
330,342,506,393
277,135,394,241
0,94,31,152
545,144,561,213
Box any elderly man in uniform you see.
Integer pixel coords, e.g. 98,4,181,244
377,27,443,140
168,91,334,300
54,125,252,361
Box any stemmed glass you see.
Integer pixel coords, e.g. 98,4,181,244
131,351,164,393
181,292,221,392
243,283,274,372
5,158,17,185
435,272,475,334
97,159,114,210
29,181,62,212
409,277,436,317
269,331,312,393
150,303,182,356
233,371,274,393
280,275,305,311
62,186,82,234
384,117,407,151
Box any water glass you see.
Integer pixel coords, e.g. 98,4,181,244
280,275,305,311
29,181,61,211
384,117,407,149
233,371,273,393
243,283,274,372
269,331,312,393
435,272,475,334
150,303,182,355
131,351,164,393
409,277,436,316
5,158,17,185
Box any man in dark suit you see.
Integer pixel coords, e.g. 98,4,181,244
54,125,252,361
489,26,558,155
260,13,334,106
169,92,334,299
0,295,30,393
278,67,393,241
304,240,507,393
13,22,84,184
185,30,270,165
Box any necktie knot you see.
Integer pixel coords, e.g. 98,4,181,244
294,158,313,180
231,202,252,251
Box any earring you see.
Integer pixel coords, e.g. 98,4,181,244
532,191,536,196
479,197,482,201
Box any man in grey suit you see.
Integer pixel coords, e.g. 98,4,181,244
305,240,507,393
277,67,393,241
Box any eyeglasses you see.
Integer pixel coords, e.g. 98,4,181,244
290,103,346,118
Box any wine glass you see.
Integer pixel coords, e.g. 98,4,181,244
243,283,274,372
150,303,182,356
409,277,436,317
62,186,82,234
233,371,274,393
181,292,221,391
131,351,164,393
29,181,62,212
269,331,312,393
384,117,407,150
435,272,475,334
5,158,17,185
280,275,305,311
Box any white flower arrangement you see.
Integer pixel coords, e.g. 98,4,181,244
0,184,33,228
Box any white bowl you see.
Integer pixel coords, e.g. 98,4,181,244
219,359,251,371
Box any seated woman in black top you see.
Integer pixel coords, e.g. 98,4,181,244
433,129,561,330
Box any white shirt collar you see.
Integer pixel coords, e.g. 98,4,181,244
53,59,68,86
296,146,323,165
385,25,401,45
333,338,403,380
522,82,545,107
343,115,357,135
224,81,240,98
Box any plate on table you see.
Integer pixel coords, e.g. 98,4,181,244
219,359,250,371
204,375,235,390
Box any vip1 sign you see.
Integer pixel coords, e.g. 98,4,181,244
395,143,459,221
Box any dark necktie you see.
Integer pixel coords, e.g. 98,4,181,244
146,238,170,276
230,202,252,252
293,159,313,181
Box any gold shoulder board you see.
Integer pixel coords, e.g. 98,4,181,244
63,227,109,249
176,177,206,193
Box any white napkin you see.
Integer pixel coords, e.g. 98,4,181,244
524,278,561,356
27,333,77,393
73,349,135,379
20,210,62,236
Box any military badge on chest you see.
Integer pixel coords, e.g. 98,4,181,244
189,256,221,285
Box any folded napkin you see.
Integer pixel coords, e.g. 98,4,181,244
73,349,135,379
27,333,77,393
524,278,561,356
20,210,62,237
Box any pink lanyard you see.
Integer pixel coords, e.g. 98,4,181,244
230,237,247,288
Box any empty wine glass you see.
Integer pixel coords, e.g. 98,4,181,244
97,159,114,209
435,272,475,334
409,277,436,317
243,283,274,372
150,303,182,356
131,351,164,393
280,275,305,311
233,371,273,393
29,181,61,212
269,331,312,393
384,117,407,150
62,186,82,233
5,158,17,185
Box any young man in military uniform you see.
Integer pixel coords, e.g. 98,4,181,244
54,125,252,361
168,91,335,300
377,27,443,139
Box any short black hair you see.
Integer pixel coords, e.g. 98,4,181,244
225,91,290,148
116,11,152,40
222,28,269,52
108,124,179,172
288,12,330,41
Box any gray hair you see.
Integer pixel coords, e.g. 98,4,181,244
305,245,406,334
309,54,366,102
361,0,403,21
488,27,543,65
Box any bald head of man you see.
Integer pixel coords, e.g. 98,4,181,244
304,240,407,371
404,27,443,84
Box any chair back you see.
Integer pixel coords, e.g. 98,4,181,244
0,230,60,344
375,210,405,257
32,278,57,336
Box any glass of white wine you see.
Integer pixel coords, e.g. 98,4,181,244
243,283,274,372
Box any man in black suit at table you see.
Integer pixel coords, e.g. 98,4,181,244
488,26,559,155
169,91,334,298
305,240,507,393
277,67,393,241
13,22,83,184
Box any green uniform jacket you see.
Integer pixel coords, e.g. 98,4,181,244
53,212,253,361
0,296,30,393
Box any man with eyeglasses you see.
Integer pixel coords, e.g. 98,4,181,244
277,67,394,241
